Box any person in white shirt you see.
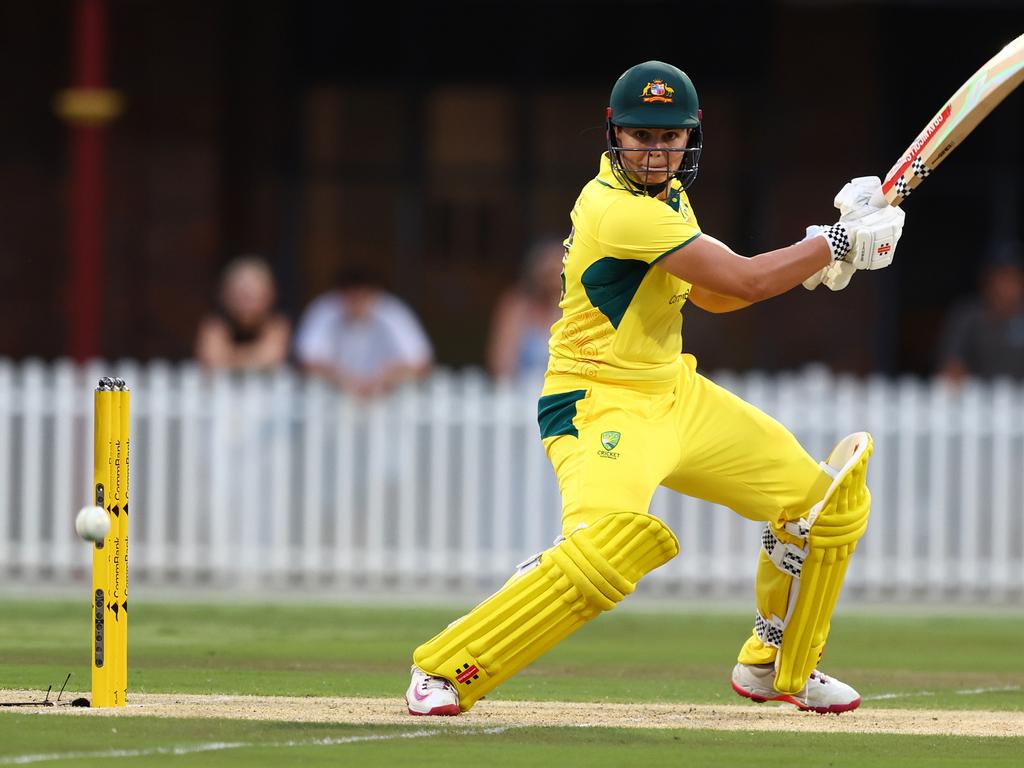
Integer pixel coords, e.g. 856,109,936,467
294,269,433,397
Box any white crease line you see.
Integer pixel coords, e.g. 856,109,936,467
863,685,1021,702
0,727,510,765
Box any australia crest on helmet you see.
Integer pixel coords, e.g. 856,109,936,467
641,80,675,103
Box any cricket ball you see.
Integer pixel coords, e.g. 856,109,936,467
75,505,110,543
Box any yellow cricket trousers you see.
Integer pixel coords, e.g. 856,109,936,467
541,354,832,664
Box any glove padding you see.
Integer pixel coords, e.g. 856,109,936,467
843,204,905,270
804,176,906,291
834,175,887,217
802,225,857,291
835,175,905,269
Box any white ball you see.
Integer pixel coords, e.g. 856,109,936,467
75,505,110,543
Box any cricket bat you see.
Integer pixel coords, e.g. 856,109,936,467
882,32,1024,206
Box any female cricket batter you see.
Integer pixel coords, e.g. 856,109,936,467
406,61,905,716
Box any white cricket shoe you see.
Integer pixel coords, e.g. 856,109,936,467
731,662,861,714
405,665,461,716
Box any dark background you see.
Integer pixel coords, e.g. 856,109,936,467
2,0,1022,374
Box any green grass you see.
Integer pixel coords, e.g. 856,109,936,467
0,717,1020,768
1,599,1022,766
1,600,1020,709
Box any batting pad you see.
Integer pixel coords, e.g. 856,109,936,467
751,433,872,695
413,511,679,711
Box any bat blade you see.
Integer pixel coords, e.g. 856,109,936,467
882,32,1024,207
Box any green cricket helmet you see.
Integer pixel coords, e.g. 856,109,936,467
606,61,703,194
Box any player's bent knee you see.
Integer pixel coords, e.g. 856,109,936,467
413,511,679,710
751,432,872,694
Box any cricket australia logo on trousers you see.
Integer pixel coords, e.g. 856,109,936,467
598,431,621,459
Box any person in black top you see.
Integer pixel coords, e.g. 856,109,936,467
195,256,290,371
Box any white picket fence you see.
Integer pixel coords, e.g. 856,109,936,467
0,358,1022,602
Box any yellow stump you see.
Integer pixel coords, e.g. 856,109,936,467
114,383,130,705
91,377,129,707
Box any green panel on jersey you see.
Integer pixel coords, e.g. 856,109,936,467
538,389,588,439
581,257,650,329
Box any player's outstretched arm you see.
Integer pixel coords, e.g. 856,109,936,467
658,232,833,305
660,178,906,302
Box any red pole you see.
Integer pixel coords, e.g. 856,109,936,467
57,0,121,361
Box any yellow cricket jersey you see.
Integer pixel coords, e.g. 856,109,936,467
545,153,702,391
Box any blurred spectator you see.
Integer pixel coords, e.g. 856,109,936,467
295,268,432,397
195,256,290,371
486,238,565,385
937,240,1024,382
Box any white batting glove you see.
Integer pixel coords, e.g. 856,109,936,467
802,211,904,289
834,175,905,269
843,205,905,270
821,261,857,291
803,184,906,290
834,176,887,218
801,225,857,291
